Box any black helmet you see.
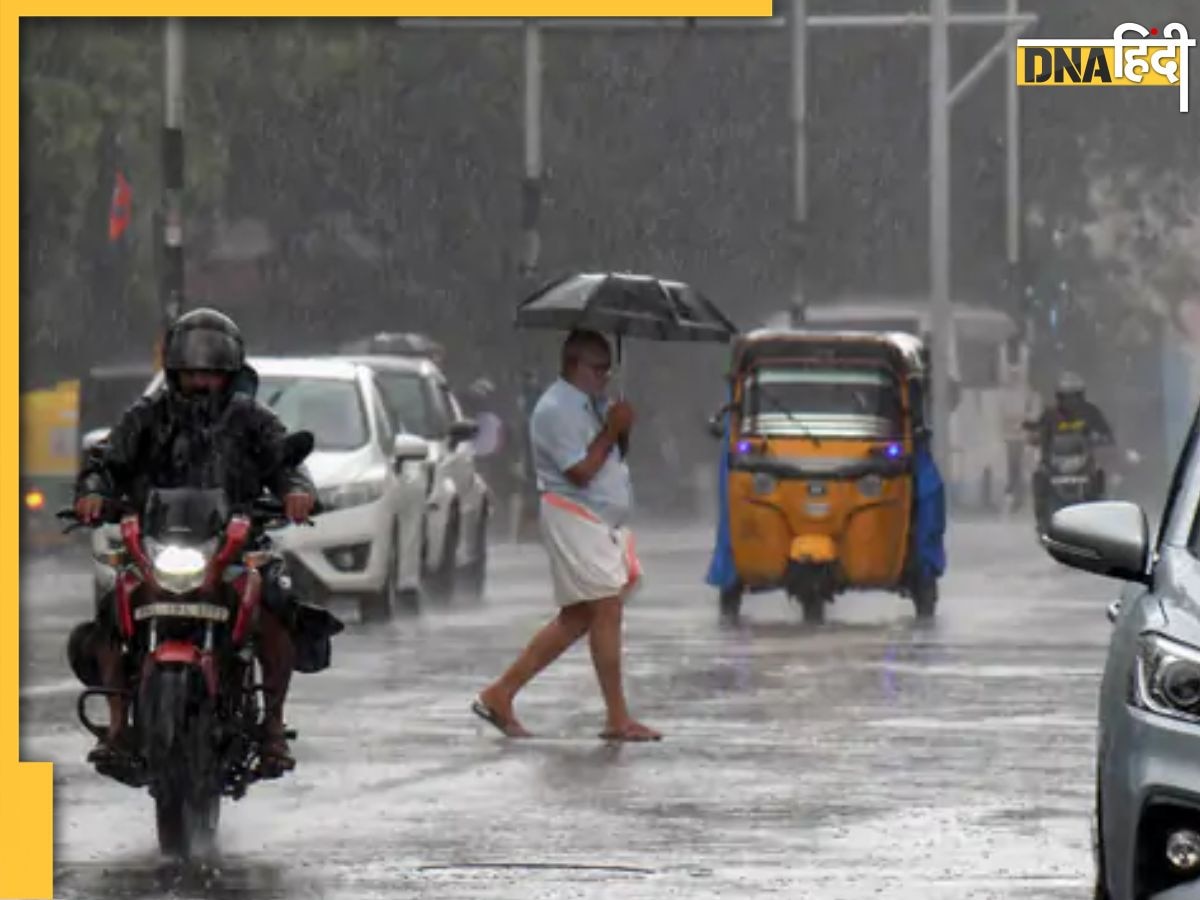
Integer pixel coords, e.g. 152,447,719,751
163,308,245,374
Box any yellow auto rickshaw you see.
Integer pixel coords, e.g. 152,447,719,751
707,328,943,623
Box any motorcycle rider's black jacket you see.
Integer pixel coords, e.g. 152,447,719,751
1032,401,1115,458
75,382,314,512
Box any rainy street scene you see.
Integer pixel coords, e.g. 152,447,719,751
15,4,1200,900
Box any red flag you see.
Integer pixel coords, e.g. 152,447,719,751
108,170,132,242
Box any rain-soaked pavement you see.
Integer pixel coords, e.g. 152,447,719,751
19,515,1116,899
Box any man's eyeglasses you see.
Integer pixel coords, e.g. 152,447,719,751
583,361,613,377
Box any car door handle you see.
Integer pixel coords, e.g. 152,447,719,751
1106,600,1121,624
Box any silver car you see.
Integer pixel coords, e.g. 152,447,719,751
1044,407,1200,900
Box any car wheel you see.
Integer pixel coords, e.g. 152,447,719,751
425,506,459,602
360,526,399,624
461,504,488,603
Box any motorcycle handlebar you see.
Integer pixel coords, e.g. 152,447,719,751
58,495,323,533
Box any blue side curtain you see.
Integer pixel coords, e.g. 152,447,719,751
913,442,947,579
705,409,738,590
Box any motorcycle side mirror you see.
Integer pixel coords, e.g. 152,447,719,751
283,431,315,467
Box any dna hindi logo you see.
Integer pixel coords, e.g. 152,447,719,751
1017,22,1196,112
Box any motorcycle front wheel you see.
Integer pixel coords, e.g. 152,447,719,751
141,666,221,860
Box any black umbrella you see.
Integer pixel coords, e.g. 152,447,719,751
515,272,737,344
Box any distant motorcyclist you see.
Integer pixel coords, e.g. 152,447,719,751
1024,372,1115,520
1025,371,1115,453
73,308,316,777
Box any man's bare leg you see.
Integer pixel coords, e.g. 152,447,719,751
477,601,594,736
588,596,661,741
87,639,127,763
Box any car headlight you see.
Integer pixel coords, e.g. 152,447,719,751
146,539,214,594
318,479,387,511
1134,633,1200,723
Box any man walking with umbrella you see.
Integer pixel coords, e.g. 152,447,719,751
472,330,661,742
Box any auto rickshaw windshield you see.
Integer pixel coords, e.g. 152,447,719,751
741,366,904,439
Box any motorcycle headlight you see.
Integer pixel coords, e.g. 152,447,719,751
148,540,214,594
1053,454,1088,474
317,479,387,511
1134,634,1200,724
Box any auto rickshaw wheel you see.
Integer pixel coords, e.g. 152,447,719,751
799,591,826,625
911,576,938,620
718,585,743,623
787,564,832,624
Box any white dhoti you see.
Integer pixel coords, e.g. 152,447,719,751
539,493,642,607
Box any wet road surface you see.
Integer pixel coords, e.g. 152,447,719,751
20,517,1115,899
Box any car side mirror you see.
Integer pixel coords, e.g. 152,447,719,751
1042,501,1151,585
448,419,479,447
81,428,111,453
393,433,429,464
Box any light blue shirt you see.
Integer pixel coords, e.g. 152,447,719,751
530,377,633,528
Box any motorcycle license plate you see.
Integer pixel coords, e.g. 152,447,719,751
134,602,230,622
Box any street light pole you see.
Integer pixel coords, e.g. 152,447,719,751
520,21,543,277
161,17,185,330
789,0,809,326
1005,0,1021,275
929,0,952,472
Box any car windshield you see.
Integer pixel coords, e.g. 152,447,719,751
257,376,368,451
374,371,446,439
742,367,903,438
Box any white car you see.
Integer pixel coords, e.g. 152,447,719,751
88,357,430,622
340,354,491,601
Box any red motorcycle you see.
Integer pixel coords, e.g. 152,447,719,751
62,432,335,858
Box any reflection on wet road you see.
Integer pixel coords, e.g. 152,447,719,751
21,518,1114,898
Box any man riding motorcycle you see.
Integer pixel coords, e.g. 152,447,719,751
72,308,317,777
1024,371,1116,523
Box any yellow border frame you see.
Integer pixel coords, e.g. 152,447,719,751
4,6,770,897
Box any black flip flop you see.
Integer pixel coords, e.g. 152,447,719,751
471,698,528,738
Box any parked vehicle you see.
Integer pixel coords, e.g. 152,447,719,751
340,353,491,602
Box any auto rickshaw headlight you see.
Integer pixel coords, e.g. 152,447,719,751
752,473,777,495
858,474,884,498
